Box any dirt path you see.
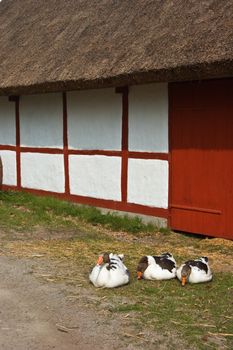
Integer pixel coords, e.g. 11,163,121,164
0,256,137,350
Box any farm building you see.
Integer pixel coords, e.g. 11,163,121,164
0,0,233,239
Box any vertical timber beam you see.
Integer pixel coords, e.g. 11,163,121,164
116,86,129,203
63,92,70,194
9,95,21,189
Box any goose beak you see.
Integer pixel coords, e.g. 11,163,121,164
97,256,103,265
137,271,143,280
181,276,187,286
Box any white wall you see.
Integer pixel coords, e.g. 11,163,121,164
0,97,16,145
129,83,168,152
0,84,170,215
20,93,63,148
21,153,65,192
67,89,122,150
69,155,121,200
127,158,168,208
0,151,17,186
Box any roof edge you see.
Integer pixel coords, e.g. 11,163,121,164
1,59,233,96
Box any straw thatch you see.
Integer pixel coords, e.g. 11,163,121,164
0,0,232,95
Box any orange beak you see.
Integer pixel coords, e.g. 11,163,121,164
181,276,187,286
97,256,103,265
137,271,143,280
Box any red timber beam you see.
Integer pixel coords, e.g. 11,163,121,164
9,95,21,189
63,92,70,195
115,86,128,203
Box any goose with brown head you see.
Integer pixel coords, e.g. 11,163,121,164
90,252,130,288
177,257,213,286
137,253,177,281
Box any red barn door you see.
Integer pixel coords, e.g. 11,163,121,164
170,79,233,239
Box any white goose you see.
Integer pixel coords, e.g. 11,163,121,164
89,252,130,288
137,252,177,280
176,257,213,286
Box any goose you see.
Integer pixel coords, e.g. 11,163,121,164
89,252,130,288
176,257,213,286
137,252,177,280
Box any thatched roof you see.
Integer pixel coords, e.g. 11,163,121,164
0,0,232,95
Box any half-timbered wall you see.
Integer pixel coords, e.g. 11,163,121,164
0,84,169,221
128,84,168,209
67,89,122,202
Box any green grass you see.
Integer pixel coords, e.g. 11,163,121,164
0,190,156,234
0,190,233,349
98,272,233,349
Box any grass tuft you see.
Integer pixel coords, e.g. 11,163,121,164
0,190,157,234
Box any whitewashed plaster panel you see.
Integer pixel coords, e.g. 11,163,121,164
0,151,17,186
0,97,16,145
128,83,168,152
20,93,63,148
127,158,168,208
21,153,65,192
67,89,122,150
69,155,121,200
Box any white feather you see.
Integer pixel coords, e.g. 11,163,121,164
143,254,176,280
89,253,130,288
177,258,213,284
